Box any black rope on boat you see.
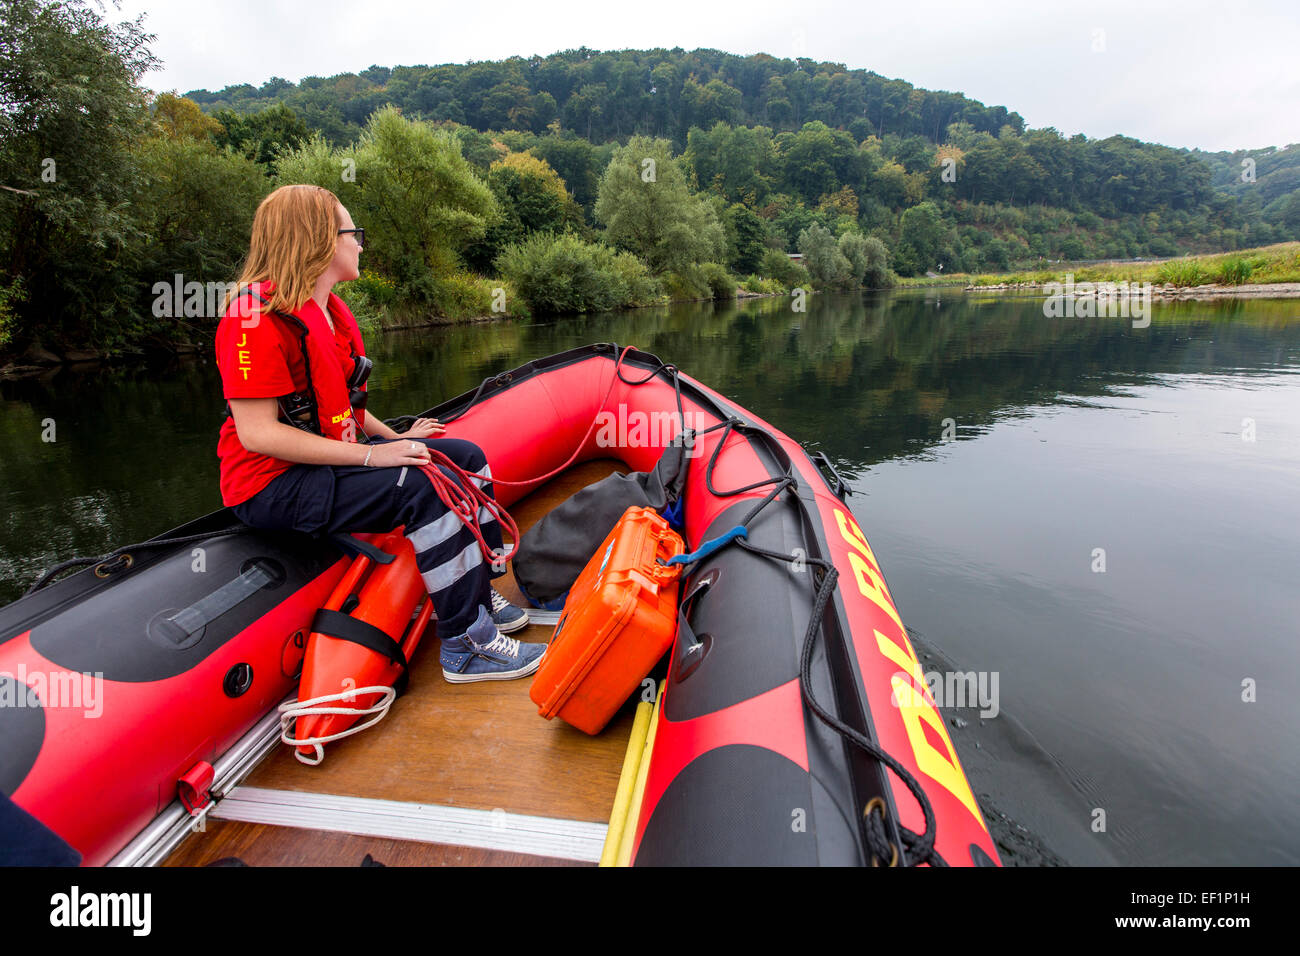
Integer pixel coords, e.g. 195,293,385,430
24,527,255,597
735,537,949,868
383,414,417,433
624,355,947,867
703,418,797,502
430,372,506,426
615,351,694,450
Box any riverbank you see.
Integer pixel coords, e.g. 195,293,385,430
0,284,796,379
902,242,1300,295
967,281,1300,300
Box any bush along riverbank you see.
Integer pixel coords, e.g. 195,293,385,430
2,96,893,371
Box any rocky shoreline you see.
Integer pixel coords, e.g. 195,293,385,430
966,281,1300,300
0,340,207,379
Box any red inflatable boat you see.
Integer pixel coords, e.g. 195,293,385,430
0,344,999,867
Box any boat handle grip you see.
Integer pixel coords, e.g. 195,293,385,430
811,452,852,499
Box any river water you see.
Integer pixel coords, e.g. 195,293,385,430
2,289,1297,865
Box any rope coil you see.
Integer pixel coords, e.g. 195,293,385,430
277,686,398,766
412,449,521,566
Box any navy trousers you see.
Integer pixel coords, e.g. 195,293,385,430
233,437,505,639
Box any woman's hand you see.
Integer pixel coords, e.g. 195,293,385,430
400,417,446,439
367,439,433,468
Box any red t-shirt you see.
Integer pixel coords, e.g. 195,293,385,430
215,291,366,507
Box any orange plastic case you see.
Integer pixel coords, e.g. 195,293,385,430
530,506,684,734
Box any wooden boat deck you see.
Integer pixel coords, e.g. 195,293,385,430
165,460,635,867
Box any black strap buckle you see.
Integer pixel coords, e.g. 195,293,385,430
330,534,397,564
311,607,410,694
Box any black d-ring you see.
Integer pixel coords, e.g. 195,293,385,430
863,797,900,867
94,553,134,578
223,663,254,698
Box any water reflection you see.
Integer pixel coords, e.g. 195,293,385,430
3,291,1297,603
3,291,1298,865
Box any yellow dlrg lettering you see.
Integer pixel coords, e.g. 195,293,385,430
876,629,985,831
839,509,986,832
889,676,986,830
848,552,905,637
835,508,880,568
874,627,925,688
835,509,905,635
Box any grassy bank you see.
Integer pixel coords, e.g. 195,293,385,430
901,243,1300,289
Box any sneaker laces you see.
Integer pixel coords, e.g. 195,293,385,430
490,589,511,612
481,630,521,659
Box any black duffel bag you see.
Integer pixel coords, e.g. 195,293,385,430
513,440,690,609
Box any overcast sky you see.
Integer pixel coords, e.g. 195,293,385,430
112,0,1299,152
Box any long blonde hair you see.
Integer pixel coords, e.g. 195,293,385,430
227,184,341,314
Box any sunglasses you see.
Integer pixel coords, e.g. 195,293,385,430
338,228,365,248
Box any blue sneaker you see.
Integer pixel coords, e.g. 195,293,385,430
490,587,530,634
441,605,546,683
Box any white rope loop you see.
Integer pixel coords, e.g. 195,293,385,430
278,686,398,766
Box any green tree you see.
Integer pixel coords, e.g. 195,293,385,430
836,231,872,287
463,151,585,273
152,92,223,142
759,248,811,288
1265,192,1300,238
212,102,310,170
494,232,660,314
774,121,863,206
0,278,23,352
868,160,909,210
798,223,852,289
762,192,827,251
276,106,497,304
491,152,584,234
724,202,768,275
681,76,743,134
683,122,775,205
859,235,894,288
133,137,268,317
594,135,725,275
529,130,611,217
895,201,949,275
0,0,157,350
